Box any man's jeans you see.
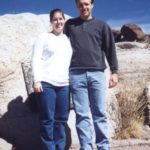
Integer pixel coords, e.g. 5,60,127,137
70,69,110,150
36,82,69,150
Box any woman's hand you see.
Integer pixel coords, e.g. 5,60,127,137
33,82,43,93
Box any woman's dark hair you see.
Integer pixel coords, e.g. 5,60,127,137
49,8,65,22
75,0,94,4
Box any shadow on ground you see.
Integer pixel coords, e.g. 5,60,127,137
0,94,72,150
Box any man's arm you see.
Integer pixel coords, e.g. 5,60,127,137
102,23,119,88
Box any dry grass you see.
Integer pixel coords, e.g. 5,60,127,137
117,120,144,139
116,78,147,139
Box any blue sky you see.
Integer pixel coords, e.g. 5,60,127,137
0,0,150,33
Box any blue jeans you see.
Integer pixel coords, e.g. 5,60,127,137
36,82,69,150
70,70,110,150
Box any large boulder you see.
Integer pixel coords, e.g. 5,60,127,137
121,24,145,41
112,29,122,42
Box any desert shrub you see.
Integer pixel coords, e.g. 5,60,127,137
117,120,144,139
116,79,147,139
117,43,137,49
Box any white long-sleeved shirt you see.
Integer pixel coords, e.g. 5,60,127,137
32,32,72,86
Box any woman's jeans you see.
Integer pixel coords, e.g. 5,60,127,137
36,82,69,150
70,69,110,150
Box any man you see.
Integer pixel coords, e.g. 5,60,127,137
64,0,118,149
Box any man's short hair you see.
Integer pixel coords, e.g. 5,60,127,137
75,0,94,4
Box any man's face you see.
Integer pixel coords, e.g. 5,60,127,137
76,0,93,20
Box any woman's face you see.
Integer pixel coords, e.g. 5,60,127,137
51,12,65,35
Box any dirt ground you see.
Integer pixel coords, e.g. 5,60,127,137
110,125,150,150
111,145,150,150
71,127,150,150
70,144,150,150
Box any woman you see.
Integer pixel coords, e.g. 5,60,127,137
32,8,72,150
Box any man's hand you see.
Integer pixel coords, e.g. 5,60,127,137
34,82,43,93
109,73,118,88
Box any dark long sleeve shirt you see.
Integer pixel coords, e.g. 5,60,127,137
64,17,118,74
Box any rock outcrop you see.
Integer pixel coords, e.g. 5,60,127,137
112,23,150,43
121,24,145,41
112,29,122,42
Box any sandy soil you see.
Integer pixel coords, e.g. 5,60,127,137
111,126,150,149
